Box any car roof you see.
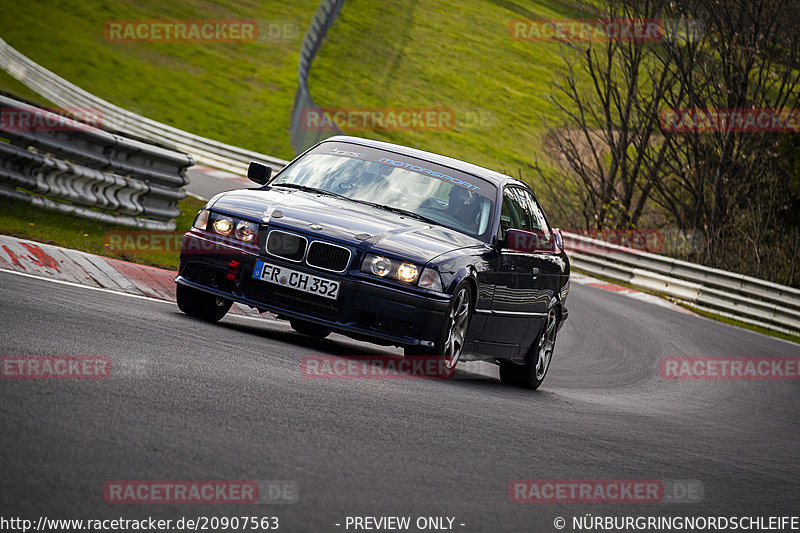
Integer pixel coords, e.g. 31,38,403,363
320,135,527,190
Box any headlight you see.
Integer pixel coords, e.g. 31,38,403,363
193,209,210,230
205,212,259,243
361,254,426,285
212,217,233,236
368,255,392,277
234,220,257,243
396,263,419,283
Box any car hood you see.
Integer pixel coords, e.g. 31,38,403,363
210,187,484,264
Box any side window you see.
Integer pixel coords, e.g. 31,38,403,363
521,188,553,249
500,187,527,238
520,189,549,231
500,186,554,250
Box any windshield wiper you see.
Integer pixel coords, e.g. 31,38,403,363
348,200,440,226
271,182,350,200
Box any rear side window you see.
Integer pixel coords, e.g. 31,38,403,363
520,189,549,231
500,186,552,248
500,187,531,238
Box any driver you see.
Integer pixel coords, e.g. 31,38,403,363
447,186,482,232
346,161,391,193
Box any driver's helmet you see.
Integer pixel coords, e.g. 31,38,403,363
375,164,395,178
448,186,482,229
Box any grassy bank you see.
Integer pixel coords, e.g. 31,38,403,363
0,0,321,160
0,195,206,271
0,70,55,106
310,0,589,174
0,0,589,175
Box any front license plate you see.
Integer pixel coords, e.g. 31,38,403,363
253,260,340,300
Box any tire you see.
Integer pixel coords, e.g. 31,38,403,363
405,282,473,370
499,306,559,389
176,283,233,323
290,319,332,339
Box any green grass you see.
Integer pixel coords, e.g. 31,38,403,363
0,195,207,271
0,70,55,107
310,0,590,175
0,0,593,176
0,0,321,160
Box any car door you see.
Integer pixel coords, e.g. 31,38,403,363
479,186,548,351
519,188,563,303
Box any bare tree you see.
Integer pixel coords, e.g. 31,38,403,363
546,0,800,284
654,0,800,274
547,0,678,229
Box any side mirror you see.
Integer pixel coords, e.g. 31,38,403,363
247,161,272,185
505,228,555,253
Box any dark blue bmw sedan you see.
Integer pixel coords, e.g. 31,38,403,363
175,136,570,389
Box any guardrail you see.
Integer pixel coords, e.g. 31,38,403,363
0,95,192,230
564,232,800,336
0,37,289,175
289,0,345,153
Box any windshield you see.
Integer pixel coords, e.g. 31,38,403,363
271,145,496,240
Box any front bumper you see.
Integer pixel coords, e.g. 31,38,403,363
176,232,450,347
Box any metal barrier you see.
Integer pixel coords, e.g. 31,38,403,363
289,0,345,153
0,95,192,230
564,232,800,335
0,37,289,175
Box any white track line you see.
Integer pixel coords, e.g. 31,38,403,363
0,268,271,324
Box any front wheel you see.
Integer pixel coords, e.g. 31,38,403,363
499,307,559,389
406,283,473,370
176,284,233,322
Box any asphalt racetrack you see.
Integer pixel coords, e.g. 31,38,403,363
2,261,798,531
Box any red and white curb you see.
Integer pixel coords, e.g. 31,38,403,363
571,271,694,313
0,234,262,317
